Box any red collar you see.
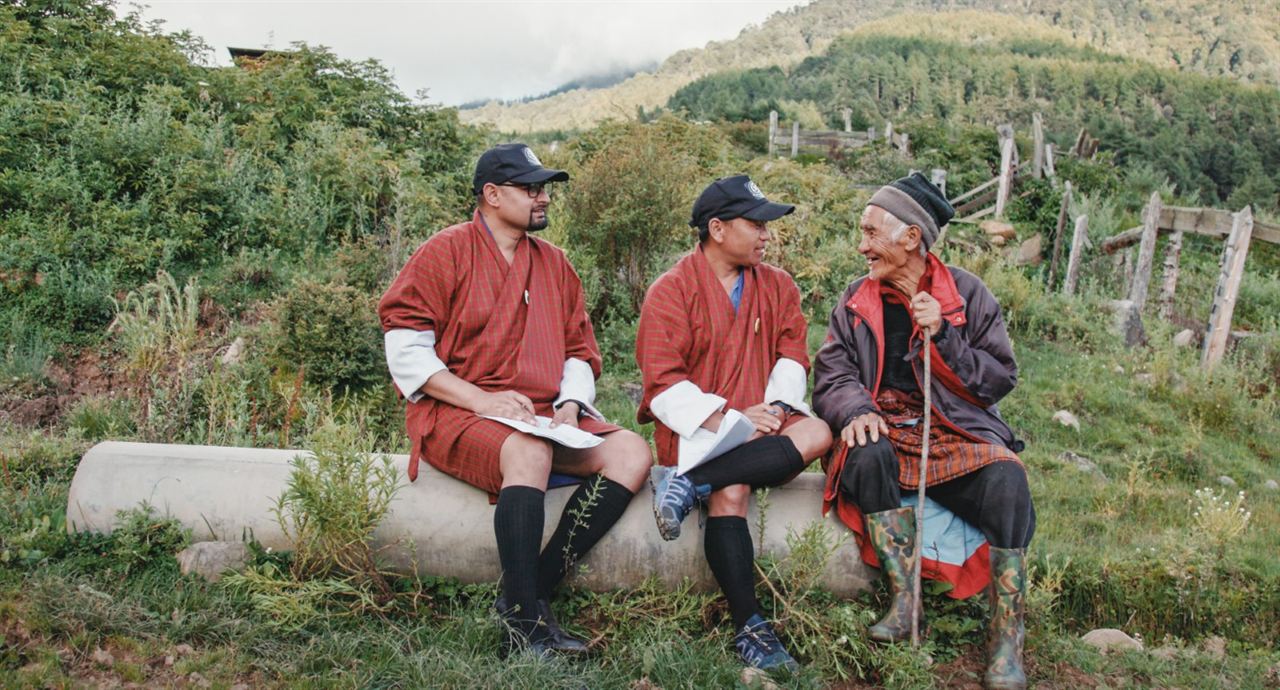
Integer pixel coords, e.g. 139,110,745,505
846,253,966,328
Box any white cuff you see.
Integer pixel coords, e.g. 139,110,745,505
763,358,812,416
384,329,448,403
649,380,726,440
553,358,604,421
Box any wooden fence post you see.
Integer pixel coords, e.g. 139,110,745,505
791,122,799,158
1157,229,1184,320
1063,214,1089,296
995,137,1014,218
898,132,910,157
867,126,876,142
842,108,852,133
884,121,893,146
1048,180,1072,286
1043,143,1056,178
1032,113,1044,179
1126,192,1163,312
768,110,778,157
1202,207,1255,369
931,169,947,197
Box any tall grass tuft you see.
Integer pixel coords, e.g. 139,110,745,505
109,270,201,376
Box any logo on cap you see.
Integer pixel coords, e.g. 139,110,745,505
522,147,541,167
745,180,765,200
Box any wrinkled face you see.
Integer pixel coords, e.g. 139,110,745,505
710,216,771,267
487,182,552,232
857,205,917,282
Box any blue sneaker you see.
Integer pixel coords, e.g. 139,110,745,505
649,466,710,541
734,614,799,672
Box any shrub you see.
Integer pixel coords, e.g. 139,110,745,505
273,423,399,586
268,279,385,394
107,503,191,577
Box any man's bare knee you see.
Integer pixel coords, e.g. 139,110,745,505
785,417,834,461
500,433,552,488
707,484,750,517
599,430,651,491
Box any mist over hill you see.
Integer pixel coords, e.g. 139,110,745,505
461,0,1280,133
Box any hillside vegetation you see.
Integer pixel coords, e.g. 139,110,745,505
461,0,1280,133
1,1,1278,688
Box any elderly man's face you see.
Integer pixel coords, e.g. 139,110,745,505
857,205,915,282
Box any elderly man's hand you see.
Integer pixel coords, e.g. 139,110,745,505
841,412,888,447
911,291,942,333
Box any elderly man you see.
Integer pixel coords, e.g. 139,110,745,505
637,175,833,672
378,144,651,658
812,173,1033,690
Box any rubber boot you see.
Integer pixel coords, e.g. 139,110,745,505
984,547,1027,690
864,506,919,643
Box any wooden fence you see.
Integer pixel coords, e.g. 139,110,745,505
767,110,910,158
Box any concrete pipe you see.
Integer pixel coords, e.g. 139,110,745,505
66,442,875,596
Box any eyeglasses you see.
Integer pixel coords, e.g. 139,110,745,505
498,182,551,198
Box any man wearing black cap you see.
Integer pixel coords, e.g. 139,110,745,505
812,173,1033,689
635,175,833,672
379,143,652,658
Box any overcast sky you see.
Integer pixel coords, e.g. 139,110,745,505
134,1,804,106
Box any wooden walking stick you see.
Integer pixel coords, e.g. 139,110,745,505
911,326,933,647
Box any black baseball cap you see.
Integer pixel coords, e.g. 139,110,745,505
689,175,795,229
472,143,569,194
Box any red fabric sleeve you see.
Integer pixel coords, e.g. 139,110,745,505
558,254,604,379
773,271,811,372
377,234,458,333
635,274,697,422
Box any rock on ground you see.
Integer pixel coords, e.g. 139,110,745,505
176,542,250,583
1082,628,1143,653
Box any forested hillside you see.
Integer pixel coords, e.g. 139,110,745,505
461,0,1280,133
669,32,1280,213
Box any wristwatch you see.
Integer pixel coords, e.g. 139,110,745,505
555,399,589,419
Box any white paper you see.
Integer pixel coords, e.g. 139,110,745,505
676,409,755,476
480,415,605,450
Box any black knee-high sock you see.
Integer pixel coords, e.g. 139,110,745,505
536,474,635,598
704,516,759,629
494,485,545,634
685,435,806,490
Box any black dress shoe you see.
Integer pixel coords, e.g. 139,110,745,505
494,597,590,655
536,599,590,655
494,597,555,660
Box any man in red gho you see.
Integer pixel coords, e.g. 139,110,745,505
812,173,1034,690
378,144,651,658
636,175,833,672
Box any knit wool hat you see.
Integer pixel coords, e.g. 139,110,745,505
867,172,954,251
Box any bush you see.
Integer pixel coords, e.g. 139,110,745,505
273,424,399,586
269,279,385,394
108,270,201,377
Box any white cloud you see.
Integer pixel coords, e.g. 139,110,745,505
134,1,802,106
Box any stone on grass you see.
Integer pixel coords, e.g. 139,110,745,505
1052,410,1080,431
1015,233,1043,266
981,219,1017,241
1217,475,1237,488
221,337,246,366
1059,452,1106,480
1263,479,1278,492
740,667,780,690
1082,628,1143,653
176,542,250,583
1173,329,1196,348
1150,645,1179,661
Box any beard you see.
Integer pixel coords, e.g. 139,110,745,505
526,209,549,232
